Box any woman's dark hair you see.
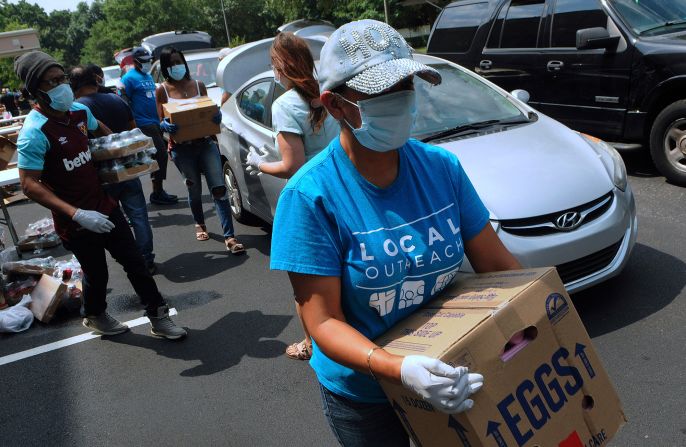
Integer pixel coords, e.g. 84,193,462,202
159,47,191,82
270,32,327,133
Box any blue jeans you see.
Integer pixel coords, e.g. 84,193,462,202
320,384,410,447
171,138,235,238
104,178,155,263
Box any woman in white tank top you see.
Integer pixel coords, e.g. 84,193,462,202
154,47,244,254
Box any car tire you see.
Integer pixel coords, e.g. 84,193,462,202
223,160,260,225
649,100,686,185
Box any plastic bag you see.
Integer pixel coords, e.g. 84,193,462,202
53,255,82,282
4,278,38,306
25,217,55,237
0,295,34,333
2,256,57,276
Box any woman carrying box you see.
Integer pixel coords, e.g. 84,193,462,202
155,47,244,254
269,21,521,445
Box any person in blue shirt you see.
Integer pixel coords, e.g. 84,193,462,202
270,20,521,446
120,47,178,206
245,32,339,361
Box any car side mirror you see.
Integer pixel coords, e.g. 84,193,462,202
511,89,530,104
576,27,620,51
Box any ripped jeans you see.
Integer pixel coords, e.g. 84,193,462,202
170,138,236,239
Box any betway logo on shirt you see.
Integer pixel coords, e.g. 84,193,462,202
63,150,92,171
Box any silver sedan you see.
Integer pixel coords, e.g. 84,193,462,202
216,42,637,293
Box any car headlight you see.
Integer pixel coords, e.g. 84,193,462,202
580,133,627,191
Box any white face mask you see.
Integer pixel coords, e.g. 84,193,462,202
339,90,417,152
139,62,152,73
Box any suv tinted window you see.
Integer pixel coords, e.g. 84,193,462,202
429,2,489,53
238,80,271,127
552,0,608,47
500,0,545,48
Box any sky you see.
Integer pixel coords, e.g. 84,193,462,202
9,0,92,12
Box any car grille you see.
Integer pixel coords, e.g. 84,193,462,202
499,192,613,236
556,239,623,284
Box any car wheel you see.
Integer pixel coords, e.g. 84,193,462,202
223,160,259,224
650,100,686,186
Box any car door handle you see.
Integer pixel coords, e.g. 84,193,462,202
479,60,492,70
262,144,274,153
547,60,564,72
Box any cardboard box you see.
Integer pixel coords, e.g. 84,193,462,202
16,233,61,252
0,135,16,171
99,160,159,185
375,268,625,447
29,274,67,323
162,96,219,143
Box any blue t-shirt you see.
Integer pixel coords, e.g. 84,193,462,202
76,92,133,134
271,90,339,160
17,102,98,171
120,69,158,127
270,137,490,403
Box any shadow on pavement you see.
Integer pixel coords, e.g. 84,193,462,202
573,243,686,337
621,149,659,178
147,207,217,229
105,310,291,377
160,250,249,283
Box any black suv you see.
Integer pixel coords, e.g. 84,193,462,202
427,0,686,185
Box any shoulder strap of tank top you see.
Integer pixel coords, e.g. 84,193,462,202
195,80,200,97
161,83,170,101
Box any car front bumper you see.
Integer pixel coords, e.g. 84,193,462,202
489,185,638,293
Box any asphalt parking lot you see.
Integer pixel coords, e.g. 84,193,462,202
0,149,684,446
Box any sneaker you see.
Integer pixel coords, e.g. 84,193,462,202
149,191,178,205
160,190,178,201
147,306,187,340
83,312,129,335
146,260,157,276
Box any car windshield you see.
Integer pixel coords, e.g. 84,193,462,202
610,0,686,35
102,67,119,81
187,57,220,88
412,62,527,140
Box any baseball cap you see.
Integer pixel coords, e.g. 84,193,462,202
131,47,152,63
318,19,441,95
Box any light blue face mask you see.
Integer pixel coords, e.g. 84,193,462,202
339,90,417,152
169,64,187,81
274,70,286,89
41,83,74,112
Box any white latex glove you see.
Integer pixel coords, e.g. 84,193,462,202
245,146,269,176
72,209,115,233
400,355,484,414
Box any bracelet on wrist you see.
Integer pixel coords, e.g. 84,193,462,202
367,346,383,381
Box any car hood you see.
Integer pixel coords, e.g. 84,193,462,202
434,115,614,220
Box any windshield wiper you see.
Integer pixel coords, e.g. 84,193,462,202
640,19,686,35
421,117,532,143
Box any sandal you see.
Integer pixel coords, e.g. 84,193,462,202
286,340,312,360
225,237,245,255
195,224,210,241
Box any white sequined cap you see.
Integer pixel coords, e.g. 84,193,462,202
319,19,441,95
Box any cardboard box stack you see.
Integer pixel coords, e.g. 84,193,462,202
375,268,625,447
162,96,220,143
89,129,159,185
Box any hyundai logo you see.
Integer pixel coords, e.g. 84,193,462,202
555,211,583,230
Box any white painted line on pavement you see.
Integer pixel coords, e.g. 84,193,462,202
0,308,178,367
